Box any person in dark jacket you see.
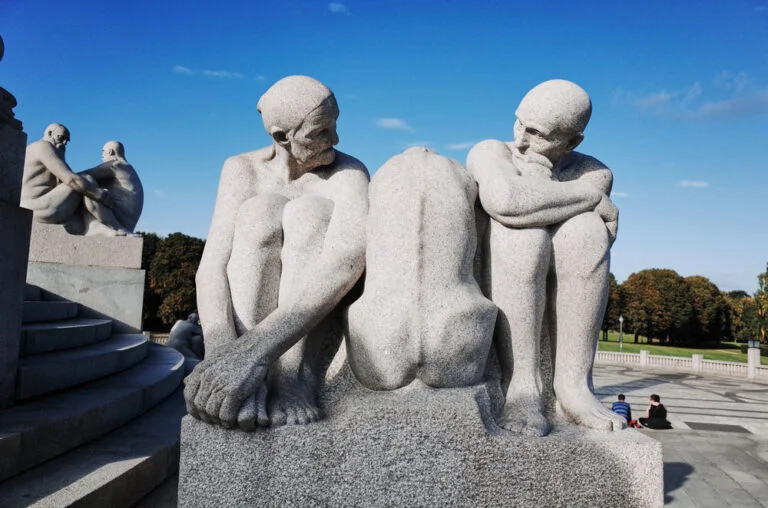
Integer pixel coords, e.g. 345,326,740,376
639,394,672,429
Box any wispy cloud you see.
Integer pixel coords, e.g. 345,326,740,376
614,72,768,121
172,65,244,79
756,5,768,13
404,141,432,149
612,192,630,198
328,2,350,14
444,141,476,150
677,181,710,188
153,189,167,198
172,65,194,75
202,70,243,79
376,118,413,130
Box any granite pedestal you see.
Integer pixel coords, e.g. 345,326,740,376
179,367,663,507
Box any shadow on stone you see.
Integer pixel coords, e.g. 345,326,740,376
663,461,694,504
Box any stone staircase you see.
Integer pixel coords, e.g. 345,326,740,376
0,288,185,507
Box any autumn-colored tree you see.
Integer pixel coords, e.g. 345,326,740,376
753,264,768,343
601,273,621,340
620,269,693,345
148,233,206,326
683,276,729,345
725,293,756,343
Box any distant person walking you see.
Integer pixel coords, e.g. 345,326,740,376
639,394,672,429
611,394,632,422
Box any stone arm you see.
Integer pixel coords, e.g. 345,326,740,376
571,157,618,243
225,165,369,367
467,140,602,228
78,162,117,183
195,157,252,350
37,143,106,202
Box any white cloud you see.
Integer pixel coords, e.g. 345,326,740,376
445,141,476,150
404,141,432,149
328,2,349,14
677,181,710,188
153,189,167,198
376,118,413,130
172,65,194,75
615,72,768,121
612,192,630,198
202,70,243,79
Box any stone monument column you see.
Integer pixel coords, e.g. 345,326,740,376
0,34,33,408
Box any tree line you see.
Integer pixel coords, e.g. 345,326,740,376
602,266,768,347
139,231,768,345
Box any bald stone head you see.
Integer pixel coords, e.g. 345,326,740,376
102,140,126,162
513,80,592,165
44,123,70,150
257,75,338,135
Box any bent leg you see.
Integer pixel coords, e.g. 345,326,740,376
26,183,82,224
267,195,335,426
489,220,552,436
551,211,625,431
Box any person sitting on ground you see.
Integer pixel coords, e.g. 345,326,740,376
638,394,672,429
611,393,632,422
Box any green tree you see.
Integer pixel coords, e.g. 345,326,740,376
683,276,729,345
620,269,692,345
148,233,206,326
138,232,164,330
725,293,756,343
601,273,621,340
754,263,768,343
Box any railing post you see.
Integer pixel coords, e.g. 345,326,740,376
691,354,703,373
748,345,760,379
640,350,649,368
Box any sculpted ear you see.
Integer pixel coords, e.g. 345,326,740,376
566,132,584,151
270,127,290,146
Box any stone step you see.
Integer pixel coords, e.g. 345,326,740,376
21,301,78,323
0,388,186,508
20,318,113,356
0,344,184,482
16,334,149,400
23,284,41,301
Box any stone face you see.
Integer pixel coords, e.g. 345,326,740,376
186,75,369,430
0,202,32,407
28,222,143,268
179,368,663,507
26,262,145,333
347,147,497,390
467,79,624,436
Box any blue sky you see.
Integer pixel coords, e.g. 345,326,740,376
2,0,768,292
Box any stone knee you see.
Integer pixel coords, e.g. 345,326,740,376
551,212,609,279
233,193,289,248
489,224,551,286
282,195,334,252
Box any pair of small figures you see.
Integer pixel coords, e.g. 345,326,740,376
21,124,143,236
184,75,624,437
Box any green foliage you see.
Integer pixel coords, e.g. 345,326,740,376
620,269,692,345
754,263,768,343
683,275,729,345
142,232,205,328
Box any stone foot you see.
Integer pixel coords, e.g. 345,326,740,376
267,373,321,427
236,383,270,431
556,384,626,431
499,391,551,437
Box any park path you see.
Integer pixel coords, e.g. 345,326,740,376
595,364,768,507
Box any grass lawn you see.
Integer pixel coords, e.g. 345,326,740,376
597,331,768,365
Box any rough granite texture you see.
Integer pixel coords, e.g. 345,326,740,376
347,147,497,390
179,365,663,507
27,222,142,268
26,262,144,333
0,202,32,407
0,127,26,205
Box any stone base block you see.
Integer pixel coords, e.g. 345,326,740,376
26,262,144,333
0,203,32,407
28,222,143,269
179,379,663,507
0,126,26,205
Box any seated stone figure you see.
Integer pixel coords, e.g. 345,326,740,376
21,124,134,236
78,141,144,235
167,313,205,374
467,79,625,436
347,147,497,390
184,76,369,431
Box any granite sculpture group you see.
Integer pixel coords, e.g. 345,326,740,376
21,124,143,236
184,75,624,437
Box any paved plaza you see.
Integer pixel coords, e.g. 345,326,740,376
595,364,768,507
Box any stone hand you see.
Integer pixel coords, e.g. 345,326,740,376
513,151,554,180
183,350,268,428
594,195,618,244
99,188,115,208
